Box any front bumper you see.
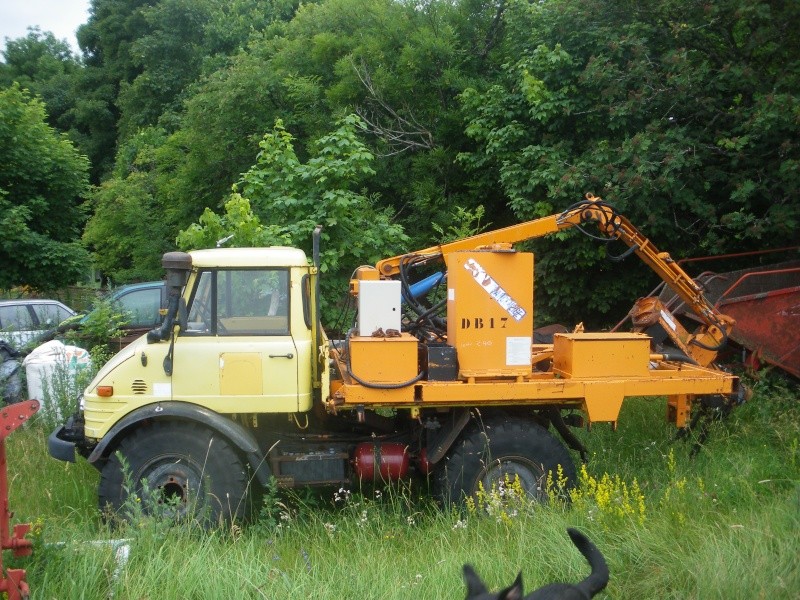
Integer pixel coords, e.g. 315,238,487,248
48,426,75,462
48,415,88,463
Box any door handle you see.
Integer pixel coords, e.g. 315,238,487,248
269,353,294,359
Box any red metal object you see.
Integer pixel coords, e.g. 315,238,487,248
352,442,410,481
712,267,800,378
648,249,800,378
0,400,39,600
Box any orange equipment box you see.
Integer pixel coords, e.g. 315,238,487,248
348,334,419,384
446,250,534,378
552,332,651,379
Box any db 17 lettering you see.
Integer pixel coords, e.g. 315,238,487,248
460,317,508,329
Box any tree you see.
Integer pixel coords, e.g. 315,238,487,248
238,115,408,277
0,27,77,87
71,0,157,179
116,0,213,139
260,0,492,246
82,127,174,283
0,28,82,134
78,0,513,283
176,194,287,251
0,85,90,290
153,0,501,260
180,115,409,322
459,0,800,325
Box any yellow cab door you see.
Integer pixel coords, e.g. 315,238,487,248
170,268,303,413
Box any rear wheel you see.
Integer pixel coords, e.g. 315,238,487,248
98,421,250,525
435,415,576,505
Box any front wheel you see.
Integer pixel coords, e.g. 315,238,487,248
98,421,251,525
435,415,576,505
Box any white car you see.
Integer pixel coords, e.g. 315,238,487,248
0,299,76,352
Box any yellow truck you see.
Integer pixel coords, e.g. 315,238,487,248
49,196,742,522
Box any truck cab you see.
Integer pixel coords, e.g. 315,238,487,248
73,247,321,443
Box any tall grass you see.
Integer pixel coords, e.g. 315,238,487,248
5,371,799,599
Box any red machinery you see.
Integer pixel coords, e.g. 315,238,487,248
0,400,38,600
625,248,800,378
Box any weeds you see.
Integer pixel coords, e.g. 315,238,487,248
570,465,646,528
63,297,128,352
36,345,93,431
4,367,799,598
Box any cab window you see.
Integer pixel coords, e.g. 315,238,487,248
185,269,289,336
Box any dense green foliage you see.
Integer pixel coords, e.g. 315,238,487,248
1,0,798,325
459,0,800,322
0,85,90,290
0,28,81,134
234,115,409,301
82,127,173,283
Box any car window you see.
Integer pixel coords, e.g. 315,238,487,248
185,269,289,336
117,287,163,328
31,303,72,328
0,304,35,331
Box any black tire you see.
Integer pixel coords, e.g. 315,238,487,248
435,415,577,505
98,421,251,525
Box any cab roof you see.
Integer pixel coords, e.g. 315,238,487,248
188,247,309,269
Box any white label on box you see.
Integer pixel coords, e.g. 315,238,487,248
506,336,532,366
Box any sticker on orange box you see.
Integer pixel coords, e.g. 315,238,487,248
463,258,527,321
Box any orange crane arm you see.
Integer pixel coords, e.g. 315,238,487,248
375,214,562,277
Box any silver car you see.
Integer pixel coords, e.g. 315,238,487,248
0,299,76,352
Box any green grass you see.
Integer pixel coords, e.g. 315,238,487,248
5,372,800,599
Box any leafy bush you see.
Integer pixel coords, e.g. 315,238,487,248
63,297,129,353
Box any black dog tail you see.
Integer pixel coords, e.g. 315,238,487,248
567,527,609,597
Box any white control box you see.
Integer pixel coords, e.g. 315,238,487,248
358,280,402,336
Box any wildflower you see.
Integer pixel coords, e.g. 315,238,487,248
324,522,337,533
334,487,351,503
375,489,382,500
407,515,416,526
452,519,467,530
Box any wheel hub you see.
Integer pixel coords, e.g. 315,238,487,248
478,456,545,500
146,463,200,509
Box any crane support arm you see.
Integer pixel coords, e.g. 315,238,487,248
562,196,735,365
558,197,730,329
375,214,563,277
